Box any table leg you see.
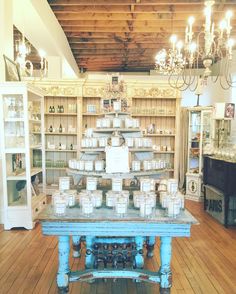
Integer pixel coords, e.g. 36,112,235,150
134,236,144,269
57,236,70,293
146,236,156,257
85,236,95,269
72,236,81,258
159,236,172,294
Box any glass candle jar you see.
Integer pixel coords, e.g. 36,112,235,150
95,160,104,172
132,160,141,171
115,196,127,217
91,191,103,208
140,198,153,218
86,177,97,191
81,198,93,216
53,197,67,216
167,197,181,217
106,192,117,207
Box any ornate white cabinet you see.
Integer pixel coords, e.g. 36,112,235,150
0,83,46,229
186,106,213,201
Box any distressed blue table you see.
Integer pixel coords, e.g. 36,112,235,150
39,205,197,294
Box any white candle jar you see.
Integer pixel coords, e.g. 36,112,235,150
113,101,121,112
59,177,70,192
85,161,93,171
167,197,181,217
79,192,90,206
167,179,178,194
113,118,121,128
133,119,139,128
111,136,120,146
53,197,67,216
95,160,104,171
125,118,133,128
132,160,141,171
161,194,170,209
133,193,145,208
135,138,143,148
91,138,98,148
106,192,117,207
78,160,85,171
140,179,151,192
99,137,108,147
102,118,111,128
115,197,127,216
86,177,97,191
159,191,167,205
81,199,94,216
112,178,123,192
140,198,153,218
69,159,77,169
146,192,156,208
81,138,86,148
96,119,102,128
126,138,134,147
91,192,103,208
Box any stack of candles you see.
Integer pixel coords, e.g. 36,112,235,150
52,189,77,216
158,178,185,217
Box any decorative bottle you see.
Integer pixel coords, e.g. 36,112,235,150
49,125,53,133
59,124,62,133
51,106,55,113
60,105,64,113
57,105,60,113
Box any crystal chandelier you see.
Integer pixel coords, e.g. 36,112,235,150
15,33,48,78
155,0,235,91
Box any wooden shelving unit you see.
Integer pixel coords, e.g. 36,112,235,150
44,95,79,194
131,93,180,178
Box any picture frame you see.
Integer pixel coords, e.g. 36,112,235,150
3,54,21,81
224,103,235,119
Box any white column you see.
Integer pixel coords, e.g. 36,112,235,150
0,0,14,82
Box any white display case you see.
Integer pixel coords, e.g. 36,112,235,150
0,83,46,229
186,106,213,201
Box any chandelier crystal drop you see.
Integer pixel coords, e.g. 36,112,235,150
155,0,235,91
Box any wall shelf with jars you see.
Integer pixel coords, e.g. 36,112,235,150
0,82,46,230
44,95,79,194
131,95,180,179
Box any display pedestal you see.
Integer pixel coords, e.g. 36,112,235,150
185,173,203,202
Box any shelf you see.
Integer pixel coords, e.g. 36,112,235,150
7,168,43,180
80,147,153,153
154,151,175,154
4,117,24,122
45,149,77,152
46,167,67,170
67,168,168,179
94,128,141,133
82,113,103,116
132,114,175,117
45,112,77,116
144,134,175,137
30,145,42,150
5,148,26,154
29,119,41,123
45,132,77,136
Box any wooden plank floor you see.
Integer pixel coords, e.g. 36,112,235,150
0,201,236,294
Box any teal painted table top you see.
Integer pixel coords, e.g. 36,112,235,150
39,205,198,293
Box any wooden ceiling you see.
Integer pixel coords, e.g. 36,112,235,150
47,0,236,72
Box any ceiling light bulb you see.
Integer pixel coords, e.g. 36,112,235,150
188,16,195,25
176,41,183,50
189,42,197,53
226,10,233,19
38,49,46,58
227,38,234,48
219,20,227,30
170,35,177,44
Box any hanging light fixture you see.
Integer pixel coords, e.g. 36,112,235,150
155,0,235,91
15,32,48,78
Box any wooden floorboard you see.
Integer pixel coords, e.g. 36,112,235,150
0,200,235,294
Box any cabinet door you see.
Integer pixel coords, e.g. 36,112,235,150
3,95,25,149
188,111,201,173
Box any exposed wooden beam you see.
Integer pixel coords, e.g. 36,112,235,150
51,4,236,14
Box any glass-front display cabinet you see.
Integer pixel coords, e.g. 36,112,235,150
186,106,213,201
0,83,46,229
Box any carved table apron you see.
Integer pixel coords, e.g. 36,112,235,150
39,205,197,294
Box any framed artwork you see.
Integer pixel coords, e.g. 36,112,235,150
224,103,235,119
3,54,21,81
